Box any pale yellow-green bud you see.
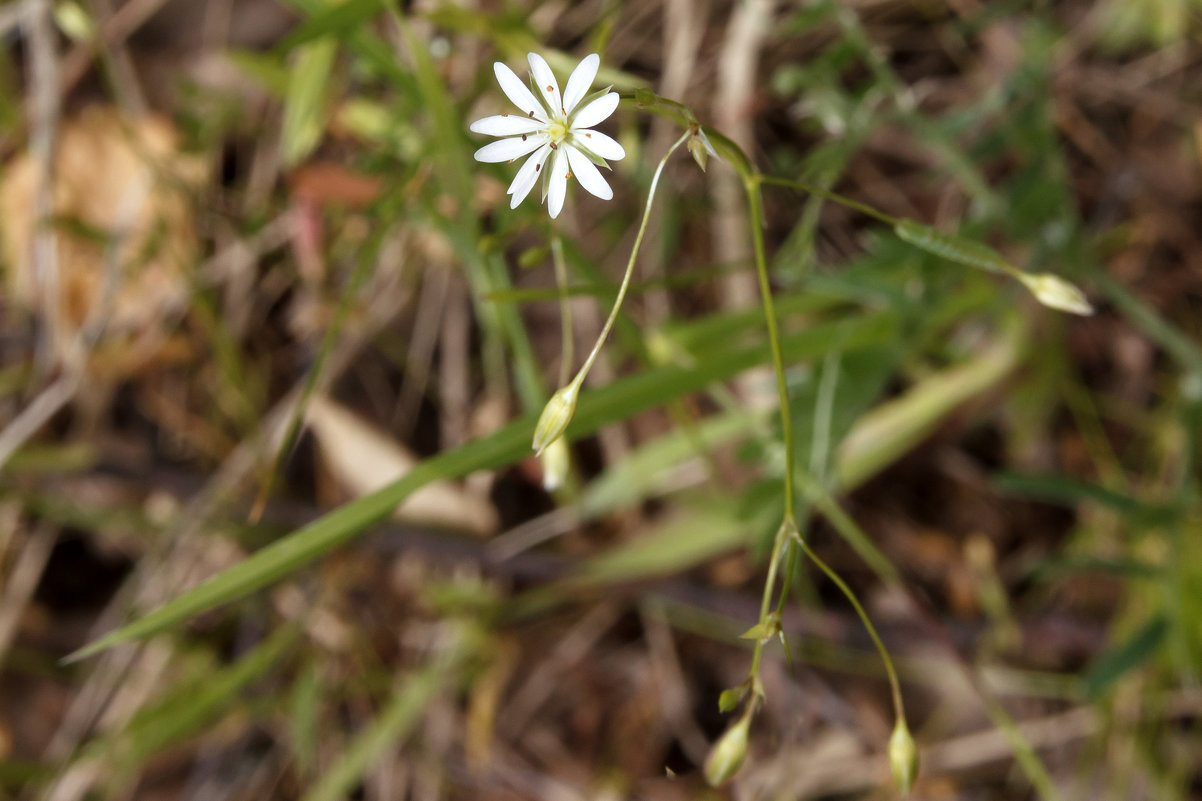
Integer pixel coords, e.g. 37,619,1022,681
1019,273,1094,316
687,127,717,173
704,714,751,787
540,436,570,491
532,384,579,455
889,718,919,796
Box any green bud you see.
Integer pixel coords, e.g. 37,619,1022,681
532,384,579,455
687,127,717,173
704,715,751,787
738,612,781,644
1019,273,1094,316
540,436,570,491
889,718,919,796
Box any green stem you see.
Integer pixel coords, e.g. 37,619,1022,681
790,530,905,723
757,174,899,226
743,176,797,523
550,234,573,388
569,131,690,392
749,522,789,679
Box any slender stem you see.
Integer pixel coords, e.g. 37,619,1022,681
743,176,797,523
757,174,899,226
570,131,690,391
791,532,905,722
550,234,573,388
749,523,788,678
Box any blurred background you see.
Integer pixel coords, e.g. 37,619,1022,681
1,0,1201,799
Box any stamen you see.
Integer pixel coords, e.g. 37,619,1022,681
565,172,572,180
545,85,553,92
528,111,535,118
536,163,542,171
549,142,557,150
521,134,527,141
585,132,591,138
502,113,508,117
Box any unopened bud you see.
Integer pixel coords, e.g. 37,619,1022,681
532,384,579,455
889,718,919,795
541,436,570,491
687,127,718,173
1020,273,1094,316
704,714,751,787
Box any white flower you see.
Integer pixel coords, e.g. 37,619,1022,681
470,53,625,219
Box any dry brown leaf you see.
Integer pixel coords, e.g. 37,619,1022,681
0,107,207,364
306,396,498,536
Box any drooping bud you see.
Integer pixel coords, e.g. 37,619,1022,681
888,718,919,796
532,383,579,455
540,436,570,491
687,126,717,173
1019,273,1094,316
704,714,751,787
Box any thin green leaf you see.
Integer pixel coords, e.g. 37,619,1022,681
1084,615,1169,700
280,38,338,166
301,653,465,801
69,313,895,662
279,0,387,50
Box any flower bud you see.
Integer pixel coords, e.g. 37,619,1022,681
889,718,919,795
704,714,751,787
532,383,579,455
1019,273,1094,316
687,127,717,173
540,436,570,491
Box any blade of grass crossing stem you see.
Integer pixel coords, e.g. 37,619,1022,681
67,313,898,662
301,654,465,801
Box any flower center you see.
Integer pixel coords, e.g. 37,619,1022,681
547,117,569,144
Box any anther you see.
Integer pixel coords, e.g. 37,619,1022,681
549,142,557,150
528,111,535,118
545,85,553,92
565,172,572,180
521,134,527,141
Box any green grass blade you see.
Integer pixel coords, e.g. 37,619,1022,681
280,37,338,166
300,655,464,801
1083,615,1170,700
105,626,297,767
279,0,386,50
67,313,896,662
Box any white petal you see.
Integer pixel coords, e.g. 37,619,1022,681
546,147,569,219
474,135,546,163
566,145,612,200
527,53,563,117
572,129,625,162
508,143,551,208
562,53,599,114
570,91,619,130
494,62,546,121
469,115,546,136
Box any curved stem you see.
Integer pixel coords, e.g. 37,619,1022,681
792,532,906,722
569,131,691,391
